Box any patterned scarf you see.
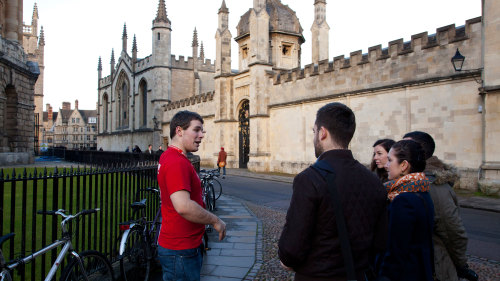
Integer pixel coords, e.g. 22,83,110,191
384,172,430,201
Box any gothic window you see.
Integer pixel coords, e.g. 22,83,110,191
102,93,109,132
158,33,160,40
139,80,148,127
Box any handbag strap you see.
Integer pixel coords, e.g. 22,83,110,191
312,160,356,281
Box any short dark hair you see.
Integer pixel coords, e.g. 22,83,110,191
403,131,435,160
170,111,204,139
315,102,356,148
391,140,426,173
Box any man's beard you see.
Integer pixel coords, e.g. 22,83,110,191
314,135,323,158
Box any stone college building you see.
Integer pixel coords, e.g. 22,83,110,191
97,0,500,188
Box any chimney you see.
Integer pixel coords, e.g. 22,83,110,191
75,99,79,110
48,106,53,121
62,102,71,110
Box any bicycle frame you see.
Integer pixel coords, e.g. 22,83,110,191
1,209,98,281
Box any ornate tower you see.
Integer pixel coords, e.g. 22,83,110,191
215,0,232,75
152,0,171,67
311,0,329,64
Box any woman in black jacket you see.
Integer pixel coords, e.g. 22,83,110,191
379,140,435,281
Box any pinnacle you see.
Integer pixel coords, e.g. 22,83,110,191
98,57,102,71
200,41,205,58
110,49,115,64
122,23,128,39
39,26,45,46
219,0,229,13
154,0,171,24
192,28,199,47
132,35,138,52
33,3,39,19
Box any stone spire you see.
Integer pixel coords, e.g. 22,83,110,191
110,49,115,76
200,41,205,60
219,0,229,14
33,3,39,20
192,27,199,47
122,23,128,53
132,34,137,52
98,56,102,71
154,0,171,24
132,35,138,64
39,26,45,46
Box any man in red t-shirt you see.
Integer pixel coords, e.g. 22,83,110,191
157,110,226,281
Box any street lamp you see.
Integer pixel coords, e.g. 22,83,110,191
450,48,482,84
451,48,465,72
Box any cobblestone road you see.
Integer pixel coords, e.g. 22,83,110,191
245,202,500,281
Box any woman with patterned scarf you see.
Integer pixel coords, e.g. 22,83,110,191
378,140,435,281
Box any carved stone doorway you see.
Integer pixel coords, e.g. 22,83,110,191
238,100,250,168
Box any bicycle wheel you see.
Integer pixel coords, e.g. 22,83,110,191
207,184,216,211
212,178,222,200
120,228,151,281
60,250,114,281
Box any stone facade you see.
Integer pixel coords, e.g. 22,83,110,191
97,0,215,152
157,0,500,190
22,4,45,152
0,0,40,165
46,100,98,150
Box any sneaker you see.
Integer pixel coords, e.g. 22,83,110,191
222,176,226,179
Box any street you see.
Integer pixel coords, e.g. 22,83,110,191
221,175,500,262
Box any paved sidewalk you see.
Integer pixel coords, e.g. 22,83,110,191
150,195,263,281
225,168,500,213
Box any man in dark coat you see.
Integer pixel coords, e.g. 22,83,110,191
278,102,388,281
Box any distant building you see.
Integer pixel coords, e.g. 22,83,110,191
0,1,41,165
46,100,98,150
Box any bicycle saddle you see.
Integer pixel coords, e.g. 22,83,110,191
131,199,147,210
0,233,14,248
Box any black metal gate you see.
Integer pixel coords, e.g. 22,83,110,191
238,100,250,168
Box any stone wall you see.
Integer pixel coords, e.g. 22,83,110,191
0,36,39,165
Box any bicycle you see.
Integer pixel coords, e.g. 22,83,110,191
118,188,162,281
0,208,114,281
199,169,223,212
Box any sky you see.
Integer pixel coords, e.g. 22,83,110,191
23,0,481,111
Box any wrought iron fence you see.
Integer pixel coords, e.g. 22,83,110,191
0,163,159,280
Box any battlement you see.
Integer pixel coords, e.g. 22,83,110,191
165,91,215,111
99,75,112,88
171,54,215,72
136,55,152,72
272,17,481,85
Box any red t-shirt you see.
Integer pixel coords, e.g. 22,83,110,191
157,146,205,250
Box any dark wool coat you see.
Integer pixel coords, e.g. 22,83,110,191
278,150,388,281
380,192,435,281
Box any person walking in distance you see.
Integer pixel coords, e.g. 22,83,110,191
278,102,388,280
157,110,227,281
217,147,227,178
146,144,153,154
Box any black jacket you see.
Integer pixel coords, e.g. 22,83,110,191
279,150,388,280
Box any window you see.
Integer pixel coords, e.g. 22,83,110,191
81,127,83,132
94,136,97,141
87,135,90,141
74,127,77,132
48,138,52,143
282,43,292,56
76,118,80,123
72,118,75,123
242,45,249,59
87,127,90,132
158,33,160,40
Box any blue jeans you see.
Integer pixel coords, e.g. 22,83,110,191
218,166,226,175
158,244,203,281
